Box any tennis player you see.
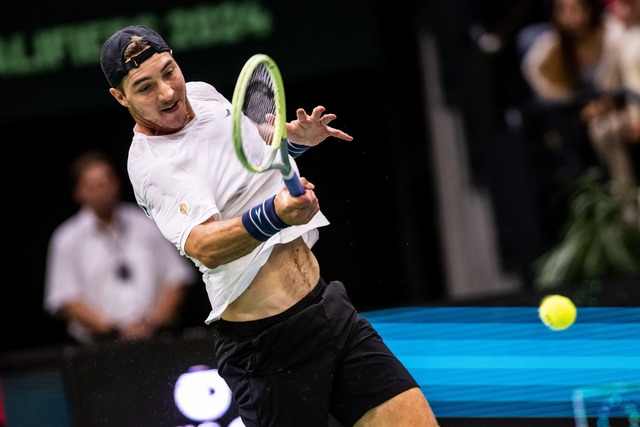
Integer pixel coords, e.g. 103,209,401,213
100,25,439,427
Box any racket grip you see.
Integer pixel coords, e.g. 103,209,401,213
284,172,305,196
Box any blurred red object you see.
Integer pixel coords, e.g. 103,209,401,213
0,380,5,426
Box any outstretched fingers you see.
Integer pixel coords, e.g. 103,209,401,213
296,106,354,142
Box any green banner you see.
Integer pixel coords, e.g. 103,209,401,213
0,0,381,122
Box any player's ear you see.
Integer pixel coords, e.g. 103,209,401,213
109,87,129,107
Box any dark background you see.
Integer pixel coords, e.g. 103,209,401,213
1,0,446,352
4,1,640,426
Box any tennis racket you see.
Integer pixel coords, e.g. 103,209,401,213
231,54,305,196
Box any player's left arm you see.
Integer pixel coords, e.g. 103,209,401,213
286,106,354,147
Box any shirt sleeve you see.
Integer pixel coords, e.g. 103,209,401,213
521,30,574,101
153,229,198,288
43,227,82,314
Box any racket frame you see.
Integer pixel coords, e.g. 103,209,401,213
231,54,304,195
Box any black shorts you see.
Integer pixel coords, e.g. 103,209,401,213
212,278,419,427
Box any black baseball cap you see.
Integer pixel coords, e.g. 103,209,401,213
100,25,171,88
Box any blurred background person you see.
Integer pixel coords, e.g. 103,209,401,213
616,0,640,160
521,0,624,103
518,0,626,236
44,151,197,344
584,0,640,219
520,0,626,158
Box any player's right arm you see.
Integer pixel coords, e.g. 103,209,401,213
185,216,260,269
184,178,318,269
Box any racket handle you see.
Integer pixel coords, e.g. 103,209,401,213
284,172,305,196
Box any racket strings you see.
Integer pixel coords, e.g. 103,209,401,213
243,64,277,148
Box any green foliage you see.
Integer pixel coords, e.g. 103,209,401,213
534,168,640,289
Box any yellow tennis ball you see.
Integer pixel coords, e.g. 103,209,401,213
538,294,577,331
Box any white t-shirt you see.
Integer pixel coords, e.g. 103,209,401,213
127,81,329,324
44,203,196,342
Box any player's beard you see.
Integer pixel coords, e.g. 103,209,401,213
130,98,194,136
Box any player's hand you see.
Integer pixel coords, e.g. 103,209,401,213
286,106,354,147
274,177,319,225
